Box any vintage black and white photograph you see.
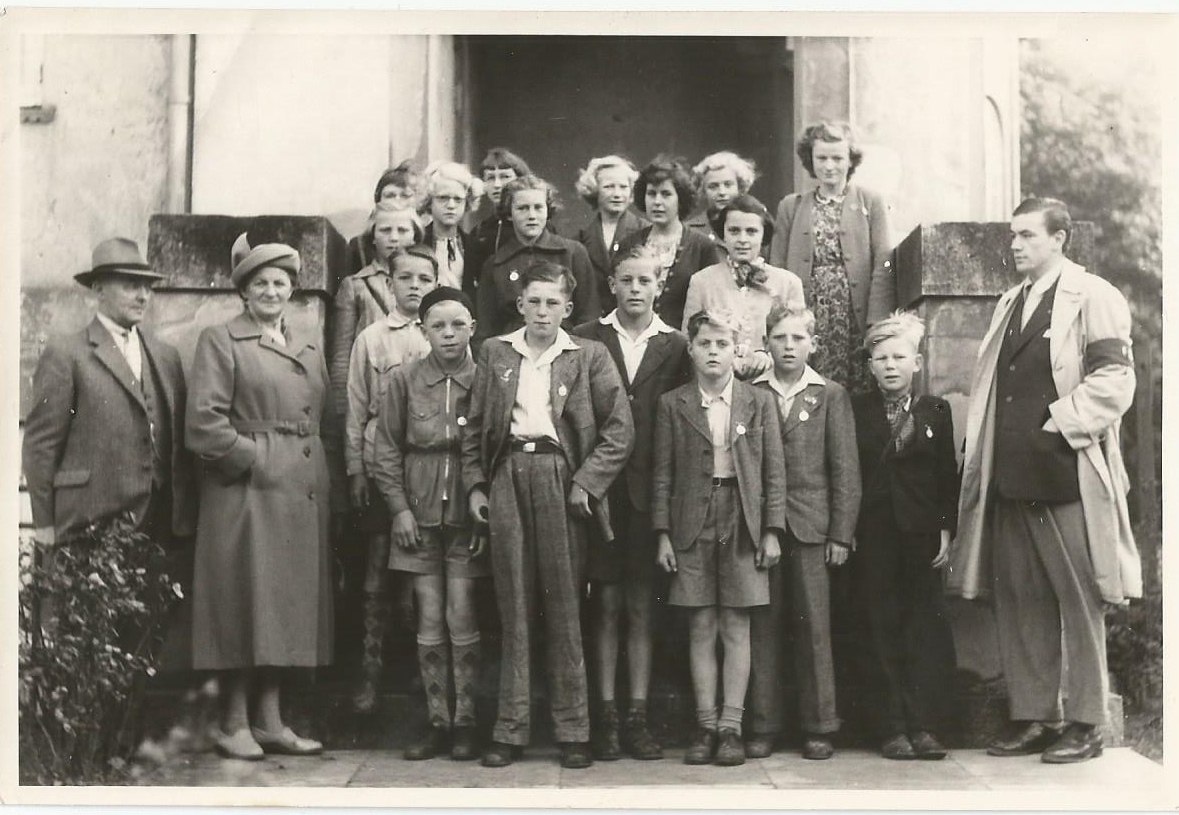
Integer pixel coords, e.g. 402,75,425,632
3,6,1172,807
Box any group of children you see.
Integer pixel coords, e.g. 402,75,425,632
330,150,959,771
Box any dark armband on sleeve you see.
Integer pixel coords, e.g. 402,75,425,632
1084,338,1133,372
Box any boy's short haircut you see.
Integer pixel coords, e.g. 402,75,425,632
520,260,577,298
863,310,925,354
391,243,440,277
765,303,816,337
610,243,666,281
686,308,740,342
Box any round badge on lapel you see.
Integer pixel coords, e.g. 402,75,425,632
558,384,568,397
736,423,747,436
508,270,519,282
798,410,810,422
457,416,467,427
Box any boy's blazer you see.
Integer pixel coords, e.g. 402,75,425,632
571,318,692,513
753,372,861,546
651,379,787,550
851,390,958,539
460,333,634,503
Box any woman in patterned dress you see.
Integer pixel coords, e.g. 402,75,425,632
769,122,894,392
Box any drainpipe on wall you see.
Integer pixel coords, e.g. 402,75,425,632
166,34,195,214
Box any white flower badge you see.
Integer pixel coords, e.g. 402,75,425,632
925,424,934,439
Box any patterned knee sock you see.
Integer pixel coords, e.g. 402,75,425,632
417,641,452,729
450,635,481,728
718,704,744,736
362,592,391,676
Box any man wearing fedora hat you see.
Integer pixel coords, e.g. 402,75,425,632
23,237,196,548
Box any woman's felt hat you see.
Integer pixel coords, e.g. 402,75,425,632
230,232,301,288
74,237,165,287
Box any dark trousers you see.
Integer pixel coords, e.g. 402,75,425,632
991,497,1107,725
748,530,841,736
488,449,589,745
853,507,955,738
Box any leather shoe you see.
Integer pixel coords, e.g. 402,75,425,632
744,734,775,759
450,726,479,761
1041,723,1103,764
481,741,520,768
250,725,323,756
559,741,594,769
714,728,746,766
404,726,449,761
801,735,834,760
881,733,916,760
910,730,948,760
684,728,718,765
986,721,1061,757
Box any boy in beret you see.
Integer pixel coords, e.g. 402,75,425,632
371,286,488,762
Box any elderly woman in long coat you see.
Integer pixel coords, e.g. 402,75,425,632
187,234,333,761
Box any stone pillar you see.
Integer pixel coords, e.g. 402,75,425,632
894,221,1123,745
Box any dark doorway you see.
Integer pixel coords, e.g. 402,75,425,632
468,35,794,233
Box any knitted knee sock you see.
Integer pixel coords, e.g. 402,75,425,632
450,634,482,728
718,704,744,736
417,640,452,729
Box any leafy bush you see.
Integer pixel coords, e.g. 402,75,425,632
18,514,182,785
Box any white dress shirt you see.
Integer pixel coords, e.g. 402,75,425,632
700,375,736,478
755,364,826,424
96,311,142,380
601,310,675,383
1020,259,1064,330
506,327,580,442
434,236,464,291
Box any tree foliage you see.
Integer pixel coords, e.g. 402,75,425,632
1020,38,1163,531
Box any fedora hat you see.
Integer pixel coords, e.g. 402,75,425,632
74,237,165,287
230,232,301,289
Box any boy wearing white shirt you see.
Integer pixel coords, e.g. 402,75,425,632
572,246,691,761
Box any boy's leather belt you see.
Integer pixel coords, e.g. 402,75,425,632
510,438,562,455
711,476,738,487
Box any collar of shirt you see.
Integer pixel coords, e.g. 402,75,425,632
600,310,674,344
1023,258,1064,298
505,326,580,366
699,374,735,408
754,364,824,403
420,351,476,388
385,309,420,330
96,311,137,347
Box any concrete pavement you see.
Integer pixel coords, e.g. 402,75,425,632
140,744,1171,808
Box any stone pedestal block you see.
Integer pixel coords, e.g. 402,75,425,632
147,214,346,294
145,292,327,377
895,221,1096,308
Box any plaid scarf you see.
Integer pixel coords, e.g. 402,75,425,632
882,392,916,452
